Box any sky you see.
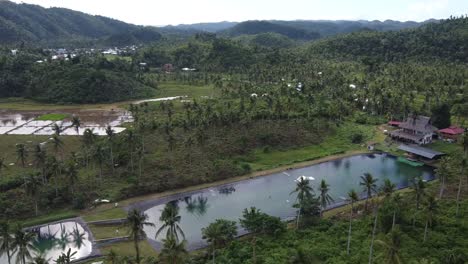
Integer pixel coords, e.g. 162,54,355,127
10,0,468,26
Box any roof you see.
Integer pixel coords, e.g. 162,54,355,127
439,126,465,135
399,116,437,134
388,121,402,125
390,129,424,142
397,144,445,159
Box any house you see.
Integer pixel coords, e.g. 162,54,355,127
388,120,402,127
390,116,437,145
438,126,465,140
163,63,174,72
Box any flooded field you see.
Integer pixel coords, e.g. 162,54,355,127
0,109,132,136
0,96,183,136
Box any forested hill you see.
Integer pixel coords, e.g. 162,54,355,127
0,0,161,45
307,16,468,62
220,20,321,40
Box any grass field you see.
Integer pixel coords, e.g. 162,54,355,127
99,240,158,257
82,207,127,222
248,122,378,171
36,113,70,121
154,82,216,99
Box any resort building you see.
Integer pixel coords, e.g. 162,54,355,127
398,144,445,162
438,126,465,141
390,116,437,145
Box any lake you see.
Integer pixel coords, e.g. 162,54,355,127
137,153,435,249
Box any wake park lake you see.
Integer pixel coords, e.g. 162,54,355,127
133,153,435,249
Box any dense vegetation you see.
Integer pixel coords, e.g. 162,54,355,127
0,49,155,103
0,10,467,264
0,0,161,45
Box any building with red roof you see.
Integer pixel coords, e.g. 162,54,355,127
438,126,465,140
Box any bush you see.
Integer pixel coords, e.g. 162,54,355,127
351,132,364,144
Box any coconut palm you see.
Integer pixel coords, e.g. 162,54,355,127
360,173,378,212
65,161,78,195
382,179,396,198
423,196,438,242
82,128,96,168
52,123,62,136
155,203,185,242
125,209,154,264
318,179,334,217
456,158,466,217
11,226,36,264
390,194,402,230
71,116,81,135
0,222,13,264
0,157,7,177
54,248,76,264
290,177,314,229
435,157,451,199
33,145,47,184
51,135,63,161
16,143,28,168
106,249,118,264
159,235,188,264
202,219,237,264
411,176,426,210
105,125,115,177
23,174,42,216
346,189,359,255
29,255,49,264
92,144,106,182
375,227,402,264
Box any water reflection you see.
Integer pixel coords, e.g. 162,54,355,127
184,195,210,216
0,221,92,264
218,186,236,195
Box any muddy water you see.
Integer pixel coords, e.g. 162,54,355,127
0,109,132,135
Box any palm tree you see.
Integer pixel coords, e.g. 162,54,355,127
456,159,466,217
23,174,42,216
135,147,144,183
318,179,334,217
346,189,359,255
51,135,64,161
159,235,188,264
52,123,62,136
65,161,78,195
155,203,185,242
125,129,136,172
375,227,402,264
290,177,314,229
125,209,154,264
105,126,115,177
82,129,96,168
92,144,106,183
16,143,28,167
381,179,396,198
360,173,378,212
390,194,402,230
202,219,237,264
435,157,450,199
71,116,81,135
0,157,7,178
54,248,76,264
411,176,426,210
106,249,118,264
11,226,36,264
33,145,47,184
423,196,438,242
0,222,13,264
29,255,49,264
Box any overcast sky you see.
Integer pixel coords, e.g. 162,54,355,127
11,0,468,26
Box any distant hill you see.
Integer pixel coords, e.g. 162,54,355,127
306,17,467,62
166,21,238,33
221,20,320,40
0,0,161,45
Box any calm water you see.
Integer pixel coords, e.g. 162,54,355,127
0,221,92,263
141,153,434,249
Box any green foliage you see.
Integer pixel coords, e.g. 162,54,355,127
36,113,69,121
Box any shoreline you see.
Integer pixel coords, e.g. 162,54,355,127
118,149,371,207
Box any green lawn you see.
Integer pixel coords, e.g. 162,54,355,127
104,54,132,62
154,82,216,99
36,113,69,121
82,207,127,222
248,123,377,171
99,240,158,257
427,140,462,156
89,224,128,240
21,209,78,227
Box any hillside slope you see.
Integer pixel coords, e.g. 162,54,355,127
0,1,161,45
